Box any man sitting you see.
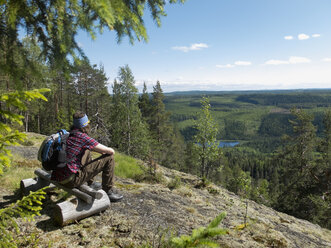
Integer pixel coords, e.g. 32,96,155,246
51,111,123,202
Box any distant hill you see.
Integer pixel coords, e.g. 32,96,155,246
164,88,331,96
163,88,331,143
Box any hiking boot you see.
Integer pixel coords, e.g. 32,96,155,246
107,190,123,202
87,181,102,191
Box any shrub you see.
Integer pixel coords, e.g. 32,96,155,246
167,176,181,190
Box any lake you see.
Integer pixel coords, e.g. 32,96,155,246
218,141,239,148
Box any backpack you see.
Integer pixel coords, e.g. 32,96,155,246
38,129,70,171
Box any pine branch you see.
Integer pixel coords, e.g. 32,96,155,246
0,188,47,248
170,212,227,248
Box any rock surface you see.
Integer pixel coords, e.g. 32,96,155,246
2,143,331,248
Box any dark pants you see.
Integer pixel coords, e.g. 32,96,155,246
64,150,115,192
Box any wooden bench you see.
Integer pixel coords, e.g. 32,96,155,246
21,168,110,226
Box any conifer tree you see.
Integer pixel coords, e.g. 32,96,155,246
1,0,185,71
150,81,172,159
138,82,152,121
149,81,185,168
184,141,200,175
110,65,150,158
276,108,318,221
320,110,331,177
313,110,331,228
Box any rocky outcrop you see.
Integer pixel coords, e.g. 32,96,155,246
18,166,330,248
4,142,331,247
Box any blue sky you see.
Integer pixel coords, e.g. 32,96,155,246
78,0,331,93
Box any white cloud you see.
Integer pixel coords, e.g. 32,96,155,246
298,33,310,40
323,58,331,62
265,59,290,65
172,46,190,52
139,63,331,92
216,61,251,69
312,34,321,38
172,43,208,52
284,35,294,40
234,61,252,66
289,56,311,64
265,56,311,65
216,64,235,68
191,43,208,50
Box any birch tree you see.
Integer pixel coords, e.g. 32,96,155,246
194,97,219,178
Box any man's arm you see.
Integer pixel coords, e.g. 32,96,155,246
92,144,115,155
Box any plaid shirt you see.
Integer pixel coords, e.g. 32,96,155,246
51,130,99,182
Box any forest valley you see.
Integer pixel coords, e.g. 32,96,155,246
1,37,330,231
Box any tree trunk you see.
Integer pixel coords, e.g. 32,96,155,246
201,144,206,178
127,114,131,155
54,91,58,121
59,77,63,108
25,111,29,132
37,102,41,133
85,77,88,115
67,84,71,125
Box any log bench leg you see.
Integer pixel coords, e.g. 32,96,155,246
20,177,56,195
53,190,110,226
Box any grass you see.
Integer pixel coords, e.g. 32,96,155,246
0,153,40,190
114,153,144,179
0,164,37,190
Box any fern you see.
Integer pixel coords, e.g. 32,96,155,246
0,188,47,248
170,212,227,248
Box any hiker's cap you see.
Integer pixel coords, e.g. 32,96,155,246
73,114,90,128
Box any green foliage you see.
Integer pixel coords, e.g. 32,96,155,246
195,177,211,189
114,152,144,179
166,91,331,229
139,82,152,121
258,113,293,137
194,97,219,179
167,175,182,190
110,65,150,158
273,108,331,228
0,89,49,174
170,212,227,248
134,158,165,184
224,119,247,140
236,92,331,108
1,0,186,69
207,186,220,195
150,81,173,160
147,81,185,169
0,188,46,248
